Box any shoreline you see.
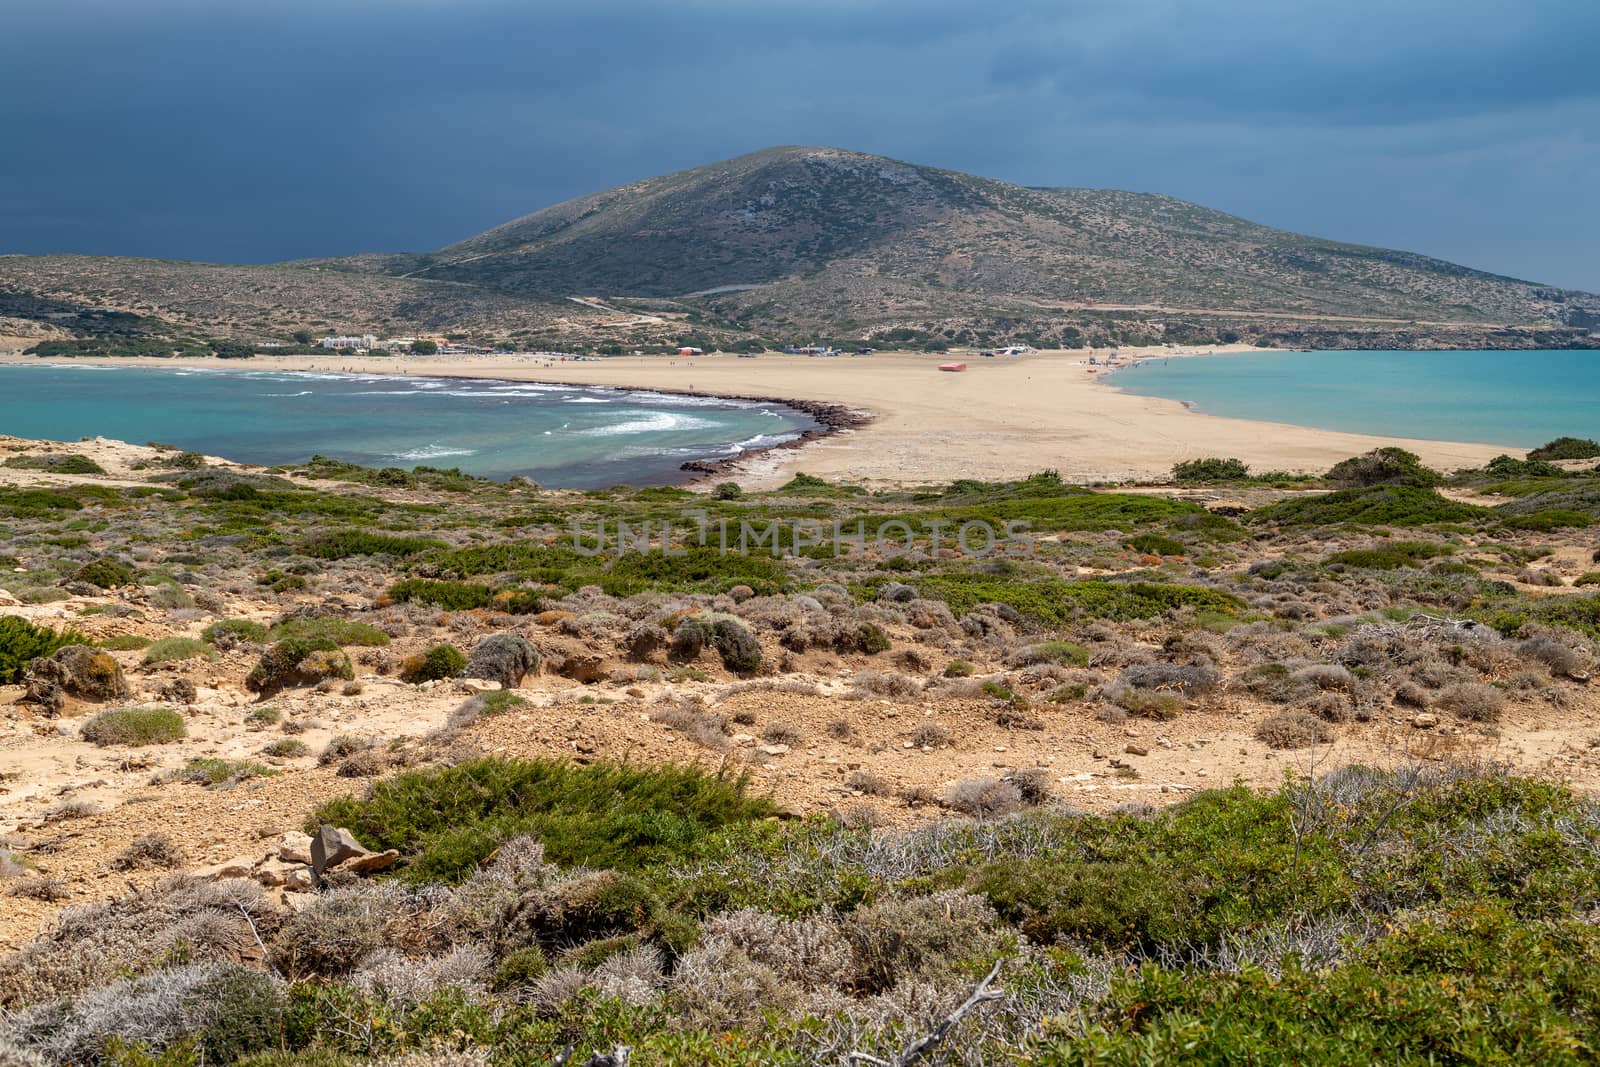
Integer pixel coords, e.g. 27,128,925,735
0,346,1517,487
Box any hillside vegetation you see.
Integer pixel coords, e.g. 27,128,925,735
4,147,1597,352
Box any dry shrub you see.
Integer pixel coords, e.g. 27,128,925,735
1293,663,1360,692
318,734,375,766
0,877,272,1010
110,834,184,872
845,890,1001,995
761,722,804,746
650,703,729,751
353,945,491,1004
1255,711,1334,750
1309,692,1355,723
826,718,856,741
1108,685,1182,720
943,777,1024,819
1010,767,1053,804
337,749,393,778
7,877,69,903
908,722,949,749
270,881,450,978
1435,682,1506,723
589,943,665,1007
847,670,921,701
3,962,284,1067
1393,681,1432,708
845,770,891,796
1518,635,1584,677
1116,662,1220,696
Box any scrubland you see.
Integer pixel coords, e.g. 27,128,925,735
1,435,1599,1064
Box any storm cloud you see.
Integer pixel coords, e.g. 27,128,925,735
2,0,1596,289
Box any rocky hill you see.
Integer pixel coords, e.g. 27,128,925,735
4,147,1598,350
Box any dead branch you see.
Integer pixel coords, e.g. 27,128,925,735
848,960,1005,1066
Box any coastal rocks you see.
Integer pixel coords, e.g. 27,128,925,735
23,646,130,713
464,633,540,688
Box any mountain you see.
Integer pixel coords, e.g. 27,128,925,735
4,147,1597,351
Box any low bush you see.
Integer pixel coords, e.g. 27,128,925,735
1110,686,1183,719
1435,682,1506,723
1528,435,1600,461
245,638,354,695
464,634,540,688
1326,447,1441,489
1172,457,1251,483
142,636,215,665
110,834,185,871
202,618,270,646
915,576,1244,626
1255,710,1333,749
81,707,186,746
1250,485,1488,528
386,578,496,612
302,531,447,560
166,757,275,788
2,452,105,474
310,757,775,882
0,615,87,683
72,558,137,589
399,643,468,684
267,617,389,647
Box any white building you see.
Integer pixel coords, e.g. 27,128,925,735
320,334,377,350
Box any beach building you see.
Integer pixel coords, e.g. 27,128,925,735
320,334,377,350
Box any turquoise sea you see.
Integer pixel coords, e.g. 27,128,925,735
0,364,818,487
1108,349,1600,448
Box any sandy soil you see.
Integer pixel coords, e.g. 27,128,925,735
0,347,1513,489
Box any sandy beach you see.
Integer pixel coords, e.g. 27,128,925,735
0,343,1513,487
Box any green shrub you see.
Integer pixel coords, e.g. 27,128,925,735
266,617,388,647
2,453,106,474
713,481,743,500
1499,509,1595,531
302,530,446,560
98,634,153,651
1528,436,1600,461
853,622,891,654
1326,540,1452,570
203,618,269,645
386,578,495,611
245,637,355,695
73,558,137,589
1172,457,1250,482
1326,447,1441,489
1250,486,1488,528
916,576,1243,626
166,757,276,787
142,636,215,665
1127,532,1185,556
81,706,186,746
399,642,467,683
0,615,88,682
311,757,775,882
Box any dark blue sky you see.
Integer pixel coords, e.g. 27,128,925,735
3,0,1596,290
